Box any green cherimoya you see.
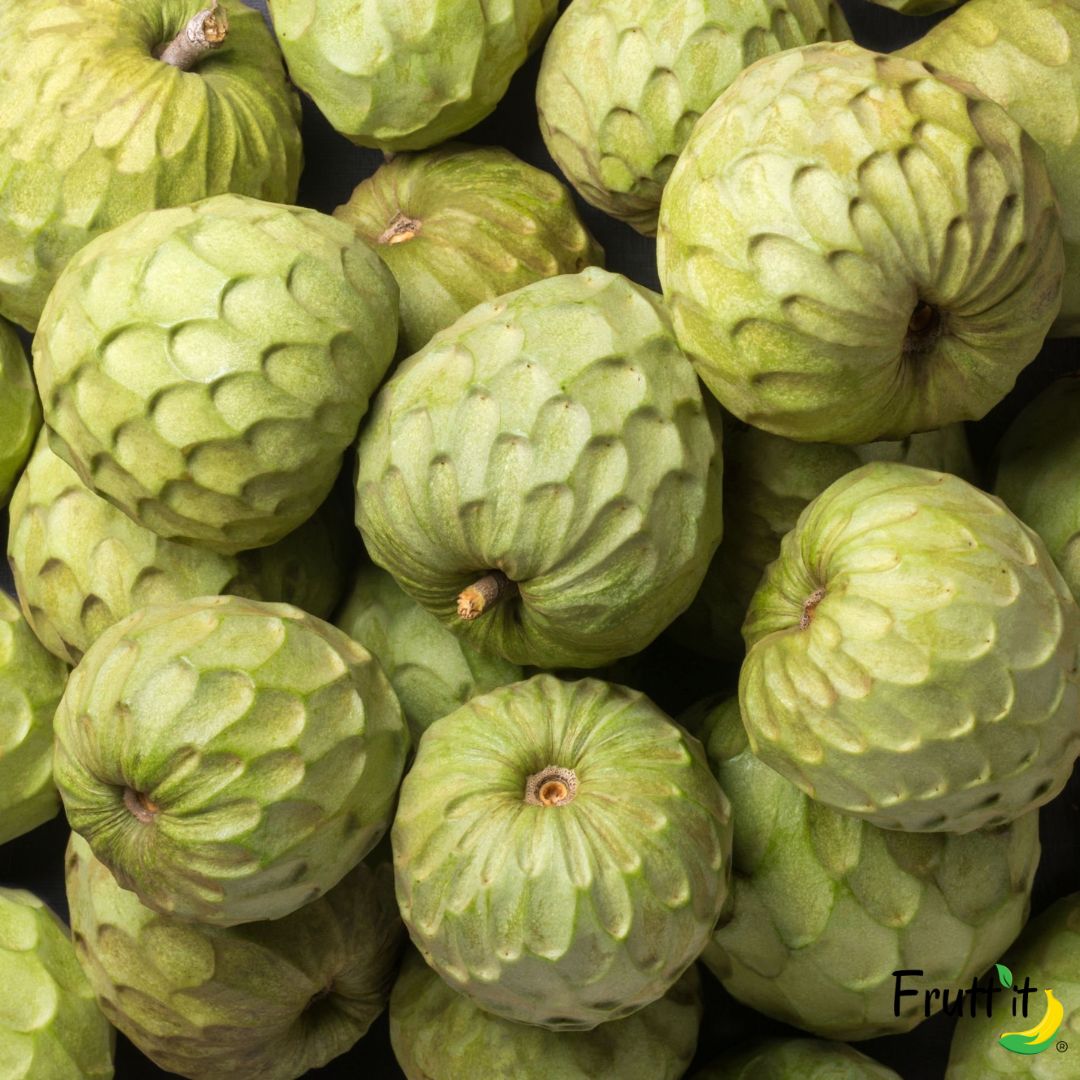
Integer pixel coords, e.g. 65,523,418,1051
334,143,604,355
657,41,1063,444
393,674,732,1030
700,699,1038,1040
0,320,37,508
53,595,409,927
537,0,851,235
269,0,557,151
356,268,723,670
34,193,398,555
0,1,302,332
693,1039,901,1079
66,833,401,1080
871,0,961,13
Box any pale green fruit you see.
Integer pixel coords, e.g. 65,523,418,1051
34,193,399,555
537,0,851,235
700,698,1038,1039
657,41,1063,444
390,950,702,1080
0,888,113,1079
0,320,37,508
740,462,1080,833
334,143,604,355
53,595,409,927
0,0,302,331
269,0,558,151
66,833,401,1080
872,0,962,12
393,674,732,1030
693,1039,901,1079
356,268,723,670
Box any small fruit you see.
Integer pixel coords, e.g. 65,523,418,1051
693,1038,901,1078
0,320,37,508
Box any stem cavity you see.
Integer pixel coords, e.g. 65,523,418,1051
525,766,578,808
903,300,943,358
800,587,827,630
379,211,422,246
157,2,229,71
123,788,160,824
457,570,515,621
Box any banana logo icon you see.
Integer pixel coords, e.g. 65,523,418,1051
999,988,1065,1056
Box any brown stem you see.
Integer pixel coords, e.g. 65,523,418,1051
457,570,515,621
123,788,160,824
378,211,422,246
157,2,229,71
525,766,578,807
800,587,827,630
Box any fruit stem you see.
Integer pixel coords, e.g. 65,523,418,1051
156,2,229,70
800,587,826,630
525,766,578,807
123,788,160,824
457,570,515,621
379,212,422,246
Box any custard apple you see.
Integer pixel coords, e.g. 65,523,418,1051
872,0,962,12
693,1039,901,1079
0,320,36,508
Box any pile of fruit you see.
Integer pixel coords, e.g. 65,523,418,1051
2,0,1080,1077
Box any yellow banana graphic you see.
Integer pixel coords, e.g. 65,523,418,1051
999,989,1065,1055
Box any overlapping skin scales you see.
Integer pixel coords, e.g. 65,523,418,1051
694,1038,901,1079
0,0,303,331
53,596,410,927
0,888,114,1080
355,268,723,669
0,319,38,507
269,0,558,151
739,462,1080,833
393,675,732,1031
389,949,702,1080
700,699,1038,1040
335,143,604,355
66,834,402,1080
657,42,1063,444
34,194,399,555
537,0,851,235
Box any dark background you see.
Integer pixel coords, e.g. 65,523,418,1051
3,1,1079,1077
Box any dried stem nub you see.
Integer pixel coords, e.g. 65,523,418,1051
800,588,827,630
525,766,578,807
458,570,515,621
123,788,160,824
379,211,422,246
157,2,229,71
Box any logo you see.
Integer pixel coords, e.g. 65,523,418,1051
995,965,1064,1056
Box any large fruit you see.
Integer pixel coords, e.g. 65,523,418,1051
393,674,732,1030
536,0,851,235
335,144,604,355
66,833,401,1080
53,595,409,926
0,321,37,508
700,698,1038,1039
0,0,302,331
34,194,398,555
657,41,1063,444
269,0,558,151
693,1039,901,1079
356,268,723,669
740,462,1080,832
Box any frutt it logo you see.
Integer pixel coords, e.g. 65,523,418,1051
995,965,1065,1056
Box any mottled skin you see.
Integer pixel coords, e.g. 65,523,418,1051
0,320,37,507
693,1038,901,1078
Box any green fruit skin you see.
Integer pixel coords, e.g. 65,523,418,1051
740,462,1080,833
356,267,724,670
693,1038,901,1079
0,592,68,846
700,698,1038,1040
657,41,1063,444
873,0,961,12
537,0,852,235
53,595,410,927
0,0,303,332
390,949,702,1080
0,887,114,1080
335,143,605,355
269,0,558,151
66,833,402,1080
34,193,399,555
0,320,38,507
393,674,733,1031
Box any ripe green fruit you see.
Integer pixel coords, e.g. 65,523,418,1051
0,320,37,509
658,41,1063,444
34,193,399,555
334,143,604,355
53,595,409,927
693,1039,901,1079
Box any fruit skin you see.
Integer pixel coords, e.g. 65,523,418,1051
536,0,851,235
34,193,399,555
335,143,604,355
700,698,1039,1040
268,0,558,151
390,949,702,1080
356,267,724,670
740,462,1080,833
657,41,1063,444
393,674,733,1031
872,0,960,13
0,321,37,508
0,887,114,1080
0,0,303,332
66,833,401,1080
53,595,410,927
693,1038,901,1079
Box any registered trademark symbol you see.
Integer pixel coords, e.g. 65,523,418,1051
1057,1040,1069,1053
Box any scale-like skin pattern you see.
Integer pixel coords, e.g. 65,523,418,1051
0,0,303,331
269,0,558,151
335,143,604,355
701,699,1038,1040
390,949,702,1080
66,835,402,1080
0,320,37,507
694,1038,901,1079
537,0,851,235
740,462,1080,833
658,42,1063,444
53,596,410,927
35,194,399,555
355,268,723,670
0,887,113,1079
393,675,732,1031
